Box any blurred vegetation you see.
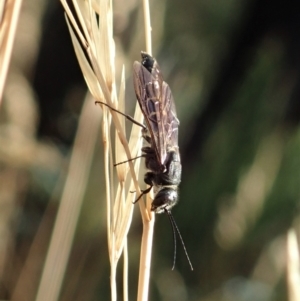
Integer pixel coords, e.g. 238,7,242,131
1,0,300,300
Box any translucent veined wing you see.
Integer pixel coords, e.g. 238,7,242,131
133,53,180,167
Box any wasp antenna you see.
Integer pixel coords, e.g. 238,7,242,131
165,209,177,270
165,209,193,271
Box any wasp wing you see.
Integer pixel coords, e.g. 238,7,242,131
133,57,179,166
161,81,180,155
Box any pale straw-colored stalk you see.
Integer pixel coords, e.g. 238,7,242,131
59,0,155,301
137,2,155,301
34,93,101,301
287,229,300,301
0,0,23,105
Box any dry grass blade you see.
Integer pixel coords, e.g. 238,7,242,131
115,66,127,182
142,0,152,55
35,94,102,301
136,2,155,301
59,0,157,300
287,229,300,301
0,0,23,105
60,0,151,300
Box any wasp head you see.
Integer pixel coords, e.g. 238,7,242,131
141,52,155,73
151,187,178,214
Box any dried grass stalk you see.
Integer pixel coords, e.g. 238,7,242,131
287,229,300,301
58,0,155,301
0,0,23,104
34,93,102,301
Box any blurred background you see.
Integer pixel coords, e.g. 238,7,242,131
1,0,300,300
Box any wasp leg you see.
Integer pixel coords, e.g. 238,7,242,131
132,171,155,203
133,185,153,204
95,100,146,130
114,154,144,166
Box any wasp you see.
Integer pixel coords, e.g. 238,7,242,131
132,52,181,214
97,52,192,270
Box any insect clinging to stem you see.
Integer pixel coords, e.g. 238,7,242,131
96,52,193,270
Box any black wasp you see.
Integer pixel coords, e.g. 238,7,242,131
97,52,193,270
132,52,181,214
134,52,192,270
